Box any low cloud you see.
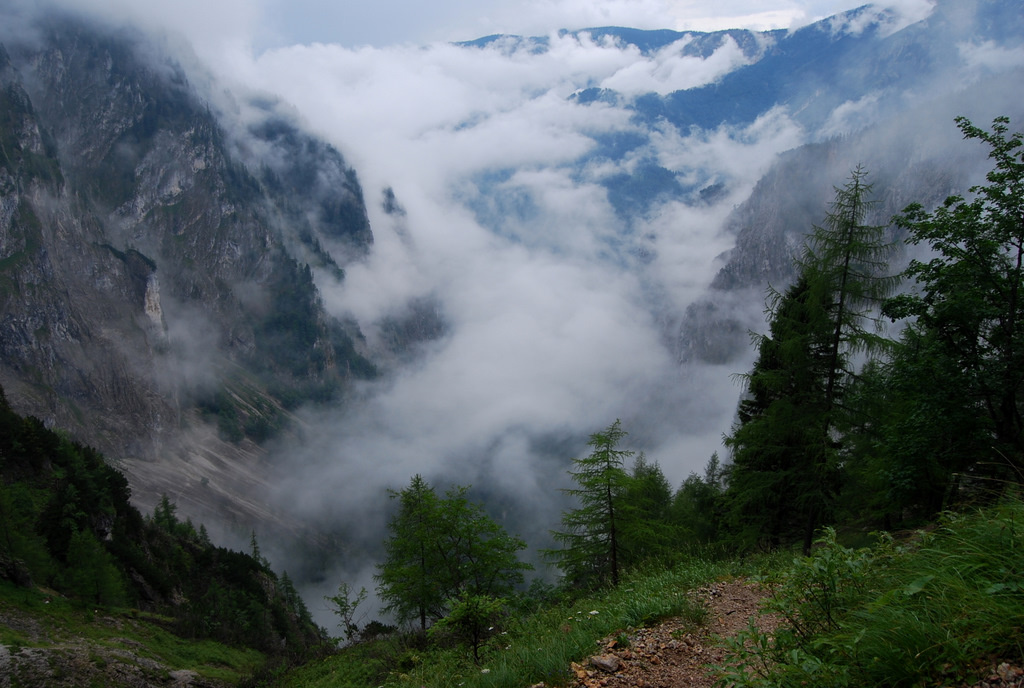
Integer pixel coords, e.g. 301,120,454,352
11,0,1019,621
599,35,754,95
228,34,825,590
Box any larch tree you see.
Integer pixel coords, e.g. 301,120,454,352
374,474,444,632
546,420,634,588
374,475,530,634
726,168,898,553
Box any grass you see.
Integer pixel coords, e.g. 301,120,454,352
719,495,1024,687
0,581,266,683
277,553,773,688
278,497,1024,688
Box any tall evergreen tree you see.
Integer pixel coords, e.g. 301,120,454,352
546,420,634,587
725,274,835,551
375,475,444,632
619,455,675,564
798,165,901,420
726,168,898,553
670,453,727,546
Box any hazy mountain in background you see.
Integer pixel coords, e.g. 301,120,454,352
0,15,377,533
1,0,1022,615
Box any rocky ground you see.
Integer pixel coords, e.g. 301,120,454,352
562,579,1024,688
566,579,779,688
0,601,223,688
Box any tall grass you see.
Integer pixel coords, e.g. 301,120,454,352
719,496,1024,687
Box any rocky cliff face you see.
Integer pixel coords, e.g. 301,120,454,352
0,15,375,523
676,105,1011,366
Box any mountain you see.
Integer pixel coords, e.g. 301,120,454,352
0,14,376,525
466,0,1023,225
1,0,1023,612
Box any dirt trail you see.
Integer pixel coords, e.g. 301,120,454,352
564,578,1024,688
568,579,779,688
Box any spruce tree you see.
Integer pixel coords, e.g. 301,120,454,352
619,455,675,564
725,274,835,551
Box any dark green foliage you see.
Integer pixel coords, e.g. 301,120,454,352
670,454,727,545
546,420,634,588
428,593,507,663
840,334,994,527
374,475,531,634
618,455,676,564
374,475,443,631
725,168,898,554
719,498,1024,688
725,274,837,552
0,384,324,657
61,528,126,606
885,116,1024,484
546,420,679,587
255,262,327,378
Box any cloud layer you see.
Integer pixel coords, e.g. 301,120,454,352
13,0,1022,625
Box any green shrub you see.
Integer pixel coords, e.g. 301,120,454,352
718,498,1024,688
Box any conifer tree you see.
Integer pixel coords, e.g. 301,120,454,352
546,420,634,587
670,453,727,545
374,475,530,632
375,475,443,632
725,274,835,551
619,455,675,564
726,168,898,553
798,165,900,421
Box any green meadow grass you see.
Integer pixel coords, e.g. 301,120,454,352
0,581,265,683
279,553,767,688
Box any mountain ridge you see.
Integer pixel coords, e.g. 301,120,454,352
0,13,377,530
